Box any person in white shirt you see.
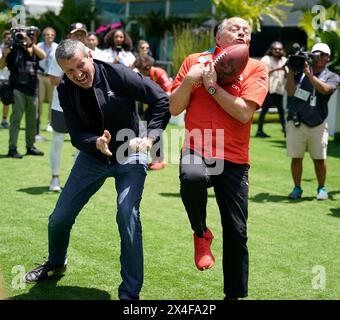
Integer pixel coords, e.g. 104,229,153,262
37,27,58,132
47,22,87,191
86,32,110,62
0,30,11,128
256,41,288,138
103,29,135,68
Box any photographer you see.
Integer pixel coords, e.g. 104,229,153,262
0,30,11,128
0,26,46,158
286,43,340,200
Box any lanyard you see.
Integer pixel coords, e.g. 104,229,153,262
296,73,305,89
297,68,326,99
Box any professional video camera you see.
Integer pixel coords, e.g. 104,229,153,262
9,26,39,49
287,43,321,73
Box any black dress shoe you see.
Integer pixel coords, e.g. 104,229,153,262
26,146,44,156
7,148,23,159
25,260,67,282
255,131,270,138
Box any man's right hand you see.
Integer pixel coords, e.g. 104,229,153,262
96,130,112,156
129,137,153,153
185,63,204,87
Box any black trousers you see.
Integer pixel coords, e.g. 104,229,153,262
258,93,285,132
180,149,249,299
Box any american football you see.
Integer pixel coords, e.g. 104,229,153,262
214,44,249,85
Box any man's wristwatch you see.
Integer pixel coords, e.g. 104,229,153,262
207,83,218,96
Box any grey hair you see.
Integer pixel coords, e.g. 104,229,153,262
55,39,89,62
218,17,252,34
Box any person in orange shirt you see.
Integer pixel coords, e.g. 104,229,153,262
134,55,173,170
170,17,268,300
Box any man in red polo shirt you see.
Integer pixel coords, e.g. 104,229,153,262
170,17,268,300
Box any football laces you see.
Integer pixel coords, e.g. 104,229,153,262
214,51,229,65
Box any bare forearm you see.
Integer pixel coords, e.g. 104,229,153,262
286,71,296,96
213,87,256,123
169,79,193,116
0,55,7,69
32,44,46,60
49,75,61,86
306,74,333,95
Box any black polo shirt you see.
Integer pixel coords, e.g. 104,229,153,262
287,68,339,127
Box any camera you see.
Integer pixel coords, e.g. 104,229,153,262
9,28,27,48
287,43,321,73
9,26,39,49
26,26,39,37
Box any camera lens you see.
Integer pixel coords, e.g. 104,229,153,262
15,33,24,41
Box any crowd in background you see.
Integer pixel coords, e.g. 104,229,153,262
0,21,173,192
0,21,339,197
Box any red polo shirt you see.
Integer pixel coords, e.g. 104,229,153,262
172,47,268,164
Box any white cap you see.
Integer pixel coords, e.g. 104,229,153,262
311,43,331,55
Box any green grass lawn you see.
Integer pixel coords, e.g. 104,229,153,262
0,109,339,300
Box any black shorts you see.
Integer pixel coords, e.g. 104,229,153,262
51,109,68,133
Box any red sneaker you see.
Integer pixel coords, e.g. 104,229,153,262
148,160,165,170
193,228,215,271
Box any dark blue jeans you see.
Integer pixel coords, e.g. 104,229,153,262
48,151,147,300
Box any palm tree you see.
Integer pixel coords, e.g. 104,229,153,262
211,0,293,32
171,0,293,75
297,2,339,74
